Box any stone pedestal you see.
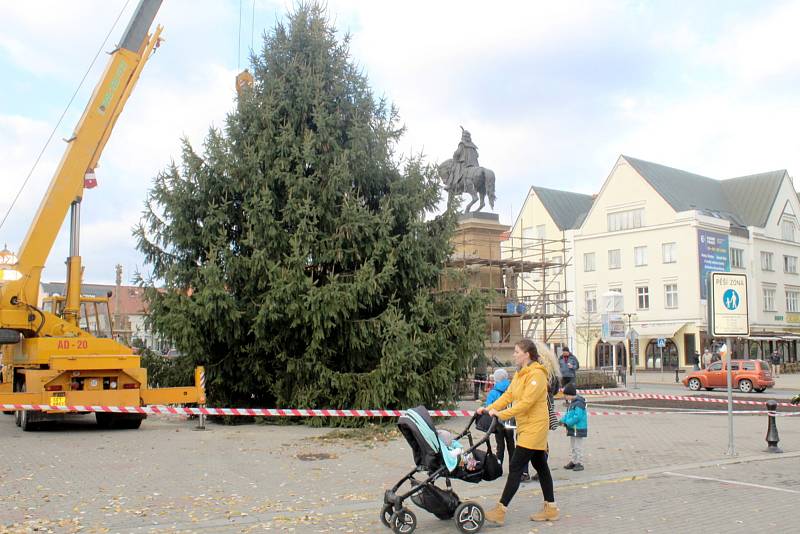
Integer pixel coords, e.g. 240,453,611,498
446,213,518,364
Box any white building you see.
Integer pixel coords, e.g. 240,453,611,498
572,155,800,370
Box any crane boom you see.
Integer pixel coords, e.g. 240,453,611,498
0,0,205,431
1,0,163,316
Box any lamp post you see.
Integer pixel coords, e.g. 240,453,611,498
622,312,637,389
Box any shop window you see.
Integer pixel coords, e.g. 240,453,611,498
594,341,627,369
645,339,678,369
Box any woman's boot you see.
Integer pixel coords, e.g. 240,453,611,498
485,503,507,526
530,501,560,521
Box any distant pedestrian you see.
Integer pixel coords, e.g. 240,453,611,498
559,382,588,472
770,350,781,378
473,353,488,400
559,347,579,388
702,348,713,369
693,351,700,370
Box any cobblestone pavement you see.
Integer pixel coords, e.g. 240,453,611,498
0,402,798,533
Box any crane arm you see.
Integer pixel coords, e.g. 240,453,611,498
0,0,163,319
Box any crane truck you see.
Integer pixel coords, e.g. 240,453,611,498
0,0,205,430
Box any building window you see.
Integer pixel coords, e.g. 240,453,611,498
786,289,800,312
608,249,621,269
585,290,597,313
763,287,776,312
607,208,644,232
595,341,627,369
664,283,678,308
634,246,648,267
782,220,796,242
607,287,623,311
662,242,676,264
636,286,649,310
522,226,535,249
785,255,798,274
730,248,744,269
761,251,774,271
645,339,679,370
535,224,546,239
584,252,595,272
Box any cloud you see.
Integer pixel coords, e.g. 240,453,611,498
1,1,240,284
5,0,800,285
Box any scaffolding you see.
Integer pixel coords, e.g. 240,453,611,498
446,230,572,359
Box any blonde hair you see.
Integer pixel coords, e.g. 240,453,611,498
535,341,562,382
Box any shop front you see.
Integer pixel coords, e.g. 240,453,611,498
594,341,627,369
629,322,688,370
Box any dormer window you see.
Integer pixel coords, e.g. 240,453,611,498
782,219,796,242
607,208,644,232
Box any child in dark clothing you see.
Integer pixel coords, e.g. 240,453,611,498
559,382,588,471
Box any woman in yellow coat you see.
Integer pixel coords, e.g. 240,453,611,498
477,338,559,526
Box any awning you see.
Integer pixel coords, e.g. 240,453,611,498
748,335,783,341
781,334,800,340
629,322,687,339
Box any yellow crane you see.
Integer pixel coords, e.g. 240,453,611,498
0,0,205,430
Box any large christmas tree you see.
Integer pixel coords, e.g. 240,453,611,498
134,3,485,410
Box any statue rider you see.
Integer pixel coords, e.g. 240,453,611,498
451,127,479,192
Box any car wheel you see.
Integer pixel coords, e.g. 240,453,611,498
739,379,753,393
687,378,701,391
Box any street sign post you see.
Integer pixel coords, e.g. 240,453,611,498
709,272,749,457
709,272,749,337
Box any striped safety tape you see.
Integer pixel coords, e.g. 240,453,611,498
2,404,798,417
579,389,798,408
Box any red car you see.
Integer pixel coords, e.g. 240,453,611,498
682,359,774,393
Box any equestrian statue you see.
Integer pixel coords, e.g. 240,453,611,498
438,127,496,213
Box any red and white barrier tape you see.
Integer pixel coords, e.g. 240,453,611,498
0,404,468,417
2,404,798,417
579,389,798,409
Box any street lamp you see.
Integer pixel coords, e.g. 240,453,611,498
622,312,637,389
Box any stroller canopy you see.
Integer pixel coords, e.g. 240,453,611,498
397,406,459,472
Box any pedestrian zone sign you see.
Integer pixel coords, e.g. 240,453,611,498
656,338,666,348
710,272,749,337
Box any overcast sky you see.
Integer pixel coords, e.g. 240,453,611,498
2,0,800,285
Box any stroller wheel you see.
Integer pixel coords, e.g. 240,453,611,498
389,508,417,534
454,501,485,532
380,504,393,528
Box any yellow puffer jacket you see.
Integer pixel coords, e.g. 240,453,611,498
487,361,549,450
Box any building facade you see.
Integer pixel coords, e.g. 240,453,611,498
571,155,800,369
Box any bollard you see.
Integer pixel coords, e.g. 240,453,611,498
764,400,782,453
675,369,679,383
194,405,207,431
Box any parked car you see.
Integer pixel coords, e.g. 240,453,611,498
681,359,774,393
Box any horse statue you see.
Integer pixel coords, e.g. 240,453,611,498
438,158,496,213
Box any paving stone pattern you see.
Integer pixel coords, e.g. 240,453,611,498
0,400,798,533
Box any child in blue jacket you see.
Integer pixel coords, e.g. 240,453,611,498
485,369,514,466
559,382,587,471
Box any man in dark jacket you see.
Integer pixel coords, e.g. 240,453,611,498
473,353,488,400
559,347,579,388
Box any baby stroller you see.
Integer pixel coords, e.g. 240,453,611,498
381,406,503,533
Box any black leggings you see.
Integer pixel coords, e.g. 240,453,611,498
500,446,554,506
